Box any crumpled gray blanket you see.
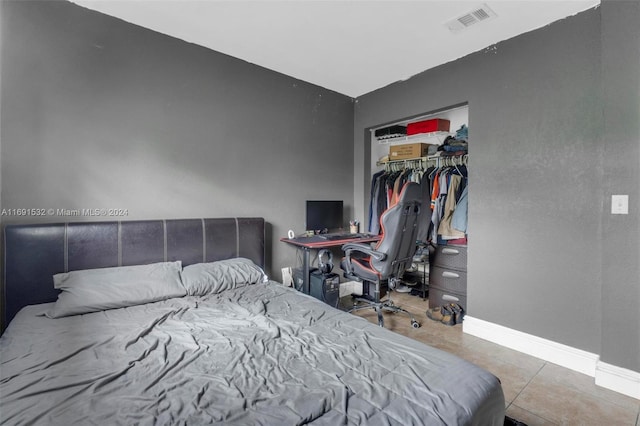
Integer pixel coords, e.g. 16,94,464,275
0,282,504,425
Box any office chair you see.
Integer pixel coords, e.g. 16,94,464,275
341,181,422,328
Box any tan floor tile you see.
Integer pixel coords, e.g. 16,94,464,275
506,404,558,425
513,372,638,425
461,353,540,406
537,363,640,414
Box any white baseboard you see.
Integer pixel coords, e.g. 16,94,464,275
463,316,640,400
596,361,640,400
463,316,599,376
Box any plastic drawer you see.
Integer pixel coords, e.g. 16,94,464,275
428,286,467,312
432,244,467,270
429,265,467,293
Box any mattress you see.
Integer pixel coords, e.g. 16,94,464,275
0,282,504,425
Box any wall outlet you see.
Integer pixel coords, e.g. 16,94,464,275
611,195,629,215
281,267,293,287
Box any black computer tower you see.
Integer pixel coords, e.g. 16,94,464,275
293,267,317,292
310,271,340,308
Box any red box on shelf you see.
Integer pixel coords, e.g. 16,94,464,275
406,118,450,135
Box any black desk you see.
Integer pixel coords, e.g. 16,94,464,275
280,234,381,295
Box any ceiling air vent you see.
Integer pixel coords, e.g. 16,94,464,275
446,3,497,33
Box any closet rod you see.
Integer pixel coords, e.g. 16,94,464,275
382,154,468,171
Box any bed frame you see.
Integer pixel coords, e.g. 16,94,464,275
2,217,265,330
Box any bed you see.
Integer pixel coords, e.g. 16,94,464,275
0,217,505,425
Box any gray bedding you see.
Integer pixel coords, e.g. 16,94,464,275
0,282,504,425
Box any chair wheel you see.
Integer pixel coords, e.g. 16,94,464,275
411,320,420,329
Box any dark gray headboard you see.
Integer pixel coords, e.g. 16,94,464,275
3,217,265,329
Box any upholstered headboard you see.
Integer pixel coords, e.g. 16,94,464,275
2,217,265,329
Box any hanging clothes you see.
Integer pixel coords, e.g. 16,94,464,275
451,185,468,234
416,166,435,242
367,155,468,246
433,164,468,244
368,169,386,234
438,174,466,240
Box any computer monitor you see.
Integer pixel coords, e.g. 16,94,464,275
305,200,344,233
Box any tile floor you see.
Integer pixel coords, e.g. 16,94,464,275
342,292,640,426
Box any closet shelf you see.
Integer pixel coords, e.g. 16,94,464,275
376,131,451,146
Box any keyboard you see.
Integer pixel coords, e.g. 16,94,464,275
320,233,371,241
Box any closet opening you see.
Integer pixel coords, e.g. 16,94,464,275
367,103,469,310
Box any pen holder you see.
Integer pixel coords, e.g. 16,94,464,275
350,224,359,234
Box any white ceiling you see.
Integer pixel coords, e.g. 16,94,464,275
71,0,599,98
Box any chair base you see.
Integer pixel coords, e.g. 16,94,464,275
349,296,421,329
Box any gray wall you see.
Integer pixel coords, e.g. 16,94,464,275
0,0,354,280
600,0,640,372
354,4,639,373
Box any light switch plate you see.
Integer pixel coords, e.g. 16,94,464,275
611,195,629,215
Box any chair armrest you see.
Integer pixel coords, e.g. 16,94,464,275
342,243,387,262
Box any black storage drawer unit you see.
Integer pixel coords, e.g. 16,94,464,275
429,287,467,311
432,245,467,269
429,244,467,311
430,265,467,293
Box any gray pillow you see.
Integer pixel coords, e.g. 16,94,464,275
180,258,268,296
47,261,186,318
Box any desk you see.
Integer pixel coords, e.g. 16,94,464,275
280,234,381,295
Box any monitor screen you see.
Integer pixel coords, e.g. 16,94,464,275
305,200,344,232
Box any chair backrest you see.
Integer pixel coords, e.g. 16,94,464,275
370,181,423,279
